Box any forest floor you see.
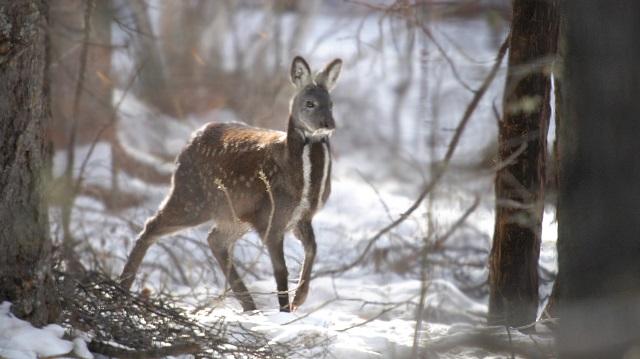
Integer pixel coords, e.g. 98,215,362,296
1,137,558,358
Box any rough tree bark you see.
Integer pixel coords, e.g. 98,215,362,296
558,1,640,357
0,0,55,325
488,0,559,327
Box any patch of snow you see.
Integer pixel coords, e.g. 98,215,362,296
0,302,81,359
72,338,94,359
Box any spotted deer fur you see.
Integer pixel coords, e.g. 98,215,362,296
120,56,342,312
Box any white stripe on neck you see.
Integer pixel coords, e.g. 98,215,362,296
317,142,330,210
288,144,311,228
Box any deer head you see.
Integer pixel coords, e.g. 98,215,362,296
289,56,342,141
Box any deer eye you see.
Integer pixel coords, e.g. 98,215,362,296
305,100,315,109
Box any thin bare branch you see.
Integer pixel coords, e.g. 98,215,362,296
315,34,509,278
336,295,417,332
415,19,475,93
73,60,145,197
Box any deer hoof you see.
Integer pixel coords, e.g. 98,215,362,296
292,289,308,309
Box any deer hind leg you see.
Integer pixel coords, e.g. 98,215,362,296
291,220,317,310
207,225,257,312
120,190,211,290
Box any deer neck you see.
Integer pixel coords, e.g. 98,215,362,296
286,118,307,158
284,116,332,225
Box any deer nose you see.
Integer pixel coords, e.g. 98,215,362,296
321,117,335,130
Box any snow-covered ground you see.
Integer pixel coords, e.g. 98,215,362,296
1,4,560,358
2,154,557,357
0,303,92,359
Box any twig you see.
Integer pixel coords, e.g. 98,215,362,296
61,0,95,268
415,19,475,93
73,60,145,198
430,195,480,250
214,178,240,222
88,342,201,359
506,325,515,359
283,298,339,325
355,170,393,222
157,242,191,286
335,295,417,332
425,328,552,358
491,142,527,172
258,169,275,241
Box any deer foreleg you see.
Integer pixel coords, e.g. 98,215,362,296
292,220,317,310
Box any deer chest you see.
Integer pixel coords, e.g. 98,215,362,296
287,141,331,228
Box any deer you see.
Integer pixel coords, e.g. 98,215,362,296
119,56,342,312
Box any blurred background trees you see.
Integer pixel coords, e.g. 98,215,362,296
558,1,640,357
42,0,514,282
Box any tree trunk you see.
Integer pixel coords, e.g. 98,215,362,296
129,0,171,114
558,1,640,357
49,0,113,149
49,0,115,269
488,0,559,327
0,0,55,326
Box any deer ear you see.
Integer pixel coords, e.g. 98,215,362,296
290,56,312,88
315,59,342,91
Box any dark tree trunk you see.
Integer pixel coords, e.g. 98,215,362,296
488,0,559,327
0,1,55,325
558,1,640,357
